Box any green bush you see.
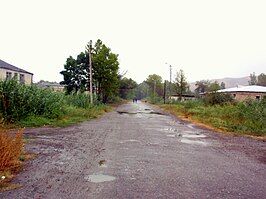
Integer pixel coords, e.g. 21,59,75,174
203,92,234,105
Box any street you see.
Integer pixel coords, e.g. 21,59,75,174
1,102,266,199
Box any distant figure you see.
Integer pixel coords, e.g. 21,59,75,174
133,97,138,103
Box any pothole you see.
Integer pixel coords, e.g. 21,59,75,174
85,174,116,183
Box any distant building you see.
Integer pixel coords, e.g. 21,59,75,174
170,94,196,101
35,81,65,92
217,85,266,101
0,59,33,85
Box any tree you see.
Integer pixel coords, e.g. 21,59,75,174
134,82,149,100
195,80,210,94
249,72,257,85
60,54,89,94
174,69,189,100
257,73,266,86
220,82,226,89
119,77,138,99
208,81,221,92
145,74,163,97
60,39,120,103
91,39,120,103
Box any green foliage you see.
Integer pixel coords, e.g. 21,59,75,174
163,98,266,136
174,69,189,99
257,73,266,86
60,39,120,103
92,39,120,103
119,77,138,99
195,80,210,94
64,93,93,109
134,82,149,100
207,81,221,92
145,74,164,97
60,54,89,94
0,80,63,122
249,72,257,85
203,92,234,105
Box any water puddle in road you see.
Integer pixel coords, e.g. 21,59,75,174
182,134,206,138
120,139,140,144
117,111,165,115
85,174,116,183
180,138,207,145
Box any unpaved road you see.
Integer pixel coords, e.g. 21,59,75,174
1,102,266,199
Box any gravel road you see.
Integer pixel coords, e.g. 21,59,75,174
1,102,266,199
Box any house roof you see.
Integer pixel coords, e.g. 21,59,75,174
0,59,33,75
217,85,266,93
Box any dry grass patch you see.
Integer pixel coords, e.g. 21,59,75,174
0,127,24,191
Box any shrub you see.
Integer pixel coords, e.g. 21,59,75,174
203,92,234,105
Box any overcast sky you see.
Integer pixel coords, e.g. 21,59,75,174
1,0,265,83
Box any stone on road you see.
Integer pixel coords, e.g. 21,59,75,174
1,102,266,199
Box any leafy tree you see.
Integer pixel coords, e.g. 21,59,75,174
257,73,266,86
208,81,221,92
249,72,257,85
60,39,120,103
195,80,210,94
60,54,89,94
145,74,163,97
119,77,138,99
91,39,120,103
174,69,189,100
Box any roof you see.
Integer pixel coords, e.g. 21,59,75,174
217,85,266,93
0,59,33,75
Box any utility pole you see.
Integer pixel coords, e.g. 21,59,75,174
88,40,93,104
169,64,172,102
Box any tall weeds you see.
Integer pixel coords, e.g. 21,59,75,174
0,80,63,122
0,128,23,171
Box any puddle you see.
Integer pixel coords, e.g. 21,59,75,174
85,174,116,183
180,138,207,145
117,111,164,116
167,134,176,137
162,128,178,132
117,111,137,115
120,139,140,144
182,134,206,138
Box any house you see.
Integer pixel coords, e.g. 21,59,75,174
35,81,65,92
0,59,33,85
217,85,266,101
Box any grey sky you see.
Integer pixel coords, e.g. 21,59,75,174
1,0,265,83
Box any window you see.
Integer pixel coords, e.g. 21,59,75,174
6,72,12,80
19,74,25,84
13,73,18,80
256,96,260,101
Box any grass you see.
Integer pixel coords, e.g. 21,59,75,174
17,104,113,128
160,99,266,137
